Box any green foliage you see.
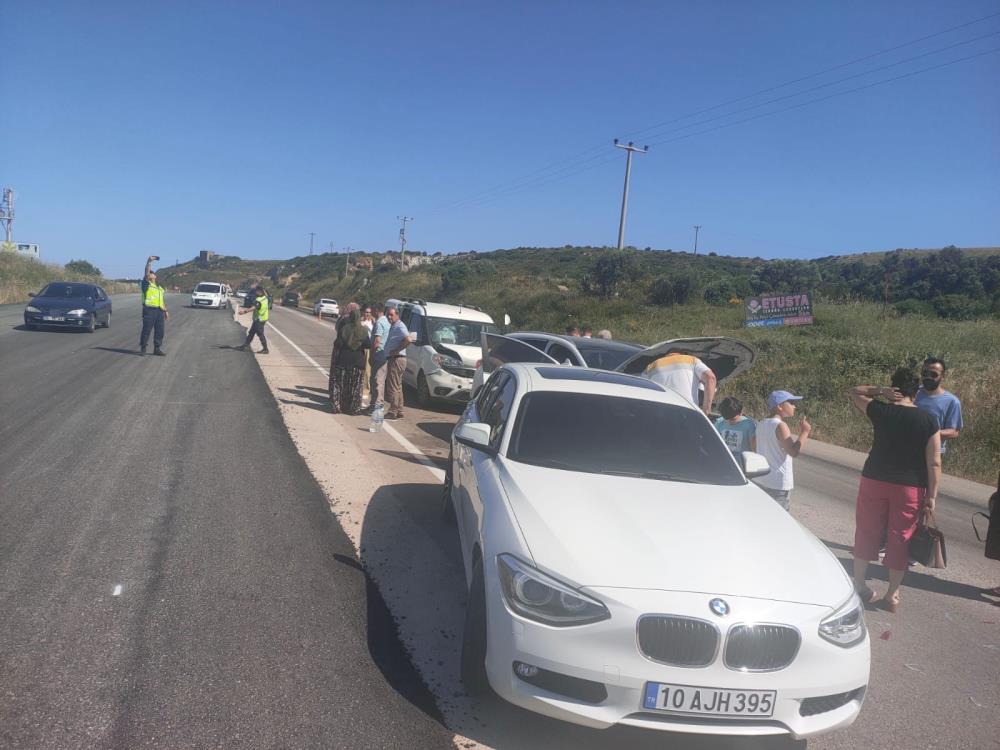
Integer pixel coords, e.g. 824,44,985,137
704,279,735,306
651,272,698,305
649,277,676,306
931,294,990,320
64,259,102,276
584,251,640,298
893,298,935,317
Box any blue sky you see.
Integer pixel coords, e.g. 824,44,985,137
4,1,999,278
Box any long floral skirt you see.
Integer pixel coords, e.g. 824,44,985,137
329,364,366,415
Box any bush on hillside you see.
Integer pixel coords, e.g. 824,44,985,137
703,279,734,306
65,259,102,276
894,298,935,317
932,294,989,320
584,252,640,298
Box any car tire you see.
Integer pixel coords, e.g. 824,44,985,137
417,372,433,408
461,556,491,696
103,311,111,328
86,314,96,333
441,446,456,525
25,323,36,331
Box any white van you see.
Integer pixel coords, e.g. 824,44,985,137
191,282,229,310
385,298,498,406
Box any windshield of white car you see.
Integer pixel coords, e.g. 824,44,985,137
195,283,221,293
507,391,744,485
427,317,498,347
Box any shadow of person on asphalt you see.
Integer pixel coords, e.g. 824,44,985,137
277,397,331,414
91,347,144,356
372,449,448,471
416,421,456,443
827,551,993,605
278,386,328,403
357,482,807,750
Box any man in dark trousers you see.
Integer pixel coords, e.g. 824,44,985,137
139,255,169,356
236,284,270,354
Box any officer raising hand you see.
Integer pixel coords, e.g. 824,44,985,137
236,284,270,354
139,255,169,356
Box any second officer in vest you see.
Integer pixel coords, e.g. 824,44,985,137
139,255,170,356
236,284,270,354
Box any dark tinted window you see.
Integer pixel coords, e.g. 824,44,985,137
38,283,92,298
576,344,640,371
196,283,221,293
482,373,516,447
546,343,580,365
508,392,744,485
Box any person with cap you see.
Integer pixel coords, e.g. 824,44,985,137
754,390,812,511
236,284,270,354
139,255,169,356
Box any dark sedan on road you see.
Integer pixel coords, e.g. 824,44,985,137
24,282,113,332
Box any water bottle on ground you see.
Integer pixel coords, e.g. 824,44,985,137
369,403,385,433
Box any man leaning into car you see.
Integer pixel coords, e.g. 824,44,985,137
139,255,169,356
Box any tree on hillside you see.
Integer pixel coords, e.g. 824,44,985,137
65,259,102,276
585,252,640,298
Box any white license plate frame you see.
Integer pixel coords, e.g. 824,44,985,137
642,682,776,718
42,316,65,322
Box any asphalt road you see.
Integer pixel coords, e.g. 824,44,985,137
0,296,453,749
257,303,1000,750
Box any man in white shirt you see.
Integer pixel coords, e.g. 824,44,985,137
641,351,717,414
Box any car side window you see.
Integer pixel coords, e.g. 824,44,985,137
546,343,579,366
398,305,413,328
481,374,517,448
409,310,424,344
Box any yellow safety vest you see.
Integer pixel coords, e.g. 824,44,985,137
254,294,270,322
143,281,165,309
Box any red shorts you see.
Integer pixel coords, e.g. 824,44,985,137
853,476,924,571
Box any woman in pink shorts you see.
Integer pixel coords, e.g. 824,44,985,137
848,368,941,613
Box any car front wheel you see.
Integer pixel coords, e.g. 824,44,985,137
103,311,111,328
461,556,491,695
86,314,96,333
417,372,433,408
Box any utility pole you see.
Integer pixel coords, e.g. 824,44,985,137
345,246,353,274
308,232,315,256
614,140,648,251
397,216,413,270
693,225,702,255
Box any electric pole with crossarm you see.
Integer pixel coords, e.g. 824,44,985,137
614,140,648,250
397,216,413,270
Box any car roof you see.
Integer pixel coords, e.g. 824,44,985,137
388,297,495,324
510,331,641,353
504,362,696,409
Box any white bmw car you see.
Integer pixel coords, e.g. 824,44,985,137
446,363,870,740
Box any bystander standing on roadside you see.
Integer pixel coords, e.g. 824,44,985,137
914,357,963,455
366,303,389,414
382,305,414,420
360,304,374,406
329,304,370,415
982,475,1000,600
641,349,717,415
847,369,941,613
596,329,612,340
581,326,593,338
754,390,811,511
565,325,580,337
714,397,757,457
236,284,270,354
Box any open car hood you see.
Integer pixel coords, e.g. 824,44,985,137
616,337,756,384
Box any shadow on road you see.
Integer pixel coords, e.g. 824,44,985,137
91,347,143,356
279,386,327,403
278,397,331,414
357,482,807,750
373,449,448,470
416,421,455,443
402,385,467,416
12,324,84,333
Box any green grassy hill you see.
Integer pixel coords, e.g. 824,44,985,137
0,253,137,304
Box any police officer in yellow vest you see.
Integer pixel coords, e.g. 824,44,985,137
236,284,270,354
139,255,169,356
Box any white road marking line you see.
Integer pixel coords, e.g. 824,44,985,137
113,584,123,596
266,321,445,482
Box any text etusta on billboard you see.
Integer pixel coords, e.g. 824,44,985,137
745,293,814,328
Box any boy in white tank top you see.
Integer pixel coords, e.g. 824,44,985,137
755,390,812,510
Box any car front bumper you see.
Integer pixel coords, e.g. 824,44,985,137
24,313,94,328
425,369,473,402
483,579,870,740
191,297,226,308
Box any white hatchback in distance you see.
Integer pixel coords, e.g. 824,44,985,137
447,364,870,740
190,282,229,310
314,298,340,317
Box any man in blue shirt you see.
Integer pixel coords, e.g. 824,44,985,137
366,303,391,412
382,305,414,419
915,357,963,453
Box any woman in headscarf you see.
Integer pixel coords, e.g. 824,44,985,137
329,302,370,414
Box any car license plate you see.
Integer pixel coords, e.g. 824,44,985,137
42,315,65,321
643,682,775,717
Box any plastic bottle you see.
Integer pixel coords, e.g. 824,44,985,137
369,403,385,433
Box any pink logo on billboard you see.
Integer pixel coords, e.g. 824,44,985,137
745,292,813,328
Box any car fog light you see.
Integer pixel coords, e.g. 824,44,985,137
514,661,539,678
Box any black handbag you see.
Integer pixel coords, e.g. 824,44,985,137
909,510,947,568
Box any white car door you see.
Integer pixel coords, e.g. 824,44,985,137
403,308,423,387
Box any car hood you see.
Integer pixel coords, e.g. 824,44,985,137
498,460,851,607
434,343,481,368
28,296,94,310
617,337,756,383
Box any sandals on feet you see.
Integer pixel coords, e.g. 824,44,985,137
876,595,900,613
856,586,879,605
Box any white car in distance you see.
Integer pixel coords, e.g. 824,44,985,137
190,282,229,310
447,364,870,740
313,298,340,318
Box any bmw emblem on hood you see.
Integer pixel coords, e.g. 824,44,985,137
709,598,730,617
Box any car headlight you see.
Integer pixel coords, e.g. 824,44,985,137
26,305,41,313
432,353,464,369
819,593,866,647
67,308,89,316
497,554,610,627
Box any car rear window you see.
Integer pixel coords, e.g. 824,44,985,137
507,391,744,485
576,344,641,371
196,283,221,293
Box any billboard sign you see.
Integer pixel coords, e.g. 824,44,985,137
745,292,813,327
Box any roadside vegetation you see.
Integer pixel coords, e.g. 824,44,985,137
158,245,1000,484
0,253,137,304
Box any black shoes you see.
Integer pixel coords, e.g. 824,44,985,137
139,347,146,356
258,349,270,355
235,344,248,351
153,349,166,356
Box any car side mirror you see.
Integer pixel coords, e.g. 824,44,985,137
28,291,36,297
455,422,497,455
741,451,771,479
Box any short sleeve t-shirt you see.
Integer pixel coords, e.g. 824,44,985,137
915,389,963,453
382,320,411,358
642,354,710,406
861,401,939,488
714,416,757,455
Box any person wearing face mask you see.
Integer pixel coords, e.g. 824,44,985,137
914,357,963,454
